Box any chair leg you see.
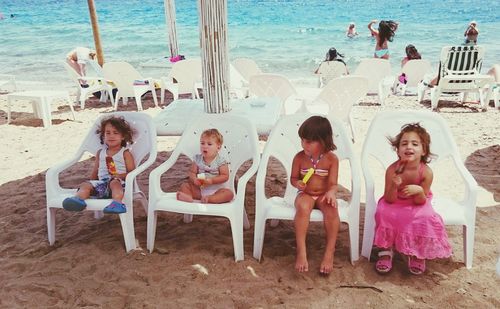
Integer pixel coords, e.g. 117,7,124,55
348,221,360,264
243,208,250,230
118,212,137,253
430,88,441,111
230,216,244,262
494,88,500,109
134,93,144,111
464,224,475,269
47,207,57,245
94,211,104,219
252,213,267,261
146,209,158,253
151,87,159,108
184,214,193,223
417,82,426,102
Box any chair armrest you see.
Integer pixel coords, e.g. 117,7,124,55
45,154,84,197
235,157,260,203
452,156,478,216
149,149,182,198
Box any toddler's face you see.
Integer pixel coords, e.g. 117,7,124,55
103,123,124,148
200,135,221,159
397,132,425,162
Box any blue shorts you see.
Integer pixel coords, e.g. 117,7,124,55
87,178,125,199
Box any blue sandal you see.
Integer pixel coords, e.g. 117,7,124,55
62,196,87,211
103,201,126,214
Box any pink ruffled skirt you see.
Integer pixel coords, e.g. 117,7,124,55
374,194,452,260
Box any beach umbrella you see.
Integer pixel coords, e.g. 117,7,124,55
198,0,230,113
87,0,104,65
164,0,179,59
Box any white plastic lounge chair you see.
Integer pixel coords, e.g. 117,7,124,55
103,61,159,111
253,113,362,264
417,45,494,111
360,110,478,269
487,64,500,109
306,75,369,142
394,59,432,96
46,112,158,252
353,58,392,105
249,73,304,114
147,114,260,261
232,58,263,82
0,74,17,92
160,58,202,104
316,61,348,88
64,62,115,109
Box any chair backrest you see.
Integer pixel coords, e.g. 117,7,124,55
232,58,263,82
249,73,297,105
362,110,461,184
259,113,358,203
439,45,484,79
353,58,392,94
317,61,348,87
77,112,156,166
399,59,433,87
64,62,84,87
169,114,259,192
168,58,203,93
103,62,143,97
314,75,369,122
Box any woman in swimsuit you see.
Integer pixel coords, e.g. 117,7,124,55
368,20,398,59
290,116,340,275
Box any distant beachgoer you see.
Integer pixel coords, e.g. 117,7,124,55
368,20,398,59
176,129,234,204
314,47,348,73
62,116,136,214
401,44,422,67
464,21,479,44
0,13,4,20
373,123,452,275
66,47,97,87
291,116,340,275
346,22,358,38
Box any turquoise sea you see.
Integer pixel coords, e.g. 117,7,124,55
1,0,499,86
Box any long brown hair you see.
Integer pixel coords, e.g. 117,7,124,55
298,116,336,152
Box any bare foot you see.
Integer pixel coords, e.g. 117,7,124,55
295,250,308,272
176,191,193,202
319,252,334,275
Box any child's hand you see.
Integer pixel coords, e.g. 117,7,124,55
193,178,203,186
203,178,213,185
401,184,423,197
322,190,337,208
296,180,306,191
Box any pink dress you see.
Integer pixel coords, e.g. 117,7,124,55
374,163,452,259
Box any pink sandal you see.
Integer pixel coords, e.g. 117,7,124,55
408,256,426,275
375,250,393,274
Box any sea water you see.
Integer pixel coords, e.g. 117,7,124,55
0,0,499,87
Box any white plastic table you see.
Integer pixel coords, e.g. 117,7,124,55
7,90,75,127
154,97,283,136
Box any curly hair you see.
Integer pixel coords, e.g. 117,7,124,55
298,116,337,151
201,128,223,145
389,122,433,163
97,116,134,147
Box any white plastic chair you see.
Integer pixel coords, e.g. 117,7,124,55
253,113,362,264
46,112,158,252
360,110,478,269
353,58,393,105
417,45,494,110
306,75,369,142
147,114,260,261
487,64,500,109
232,58,263,82
161,58,202,103
395,59,433,95
316,61,348,88
103,61,158,111
64,62,115,109
249,73,303,114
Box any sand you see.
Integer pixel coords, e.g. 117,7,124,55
0,89,499,308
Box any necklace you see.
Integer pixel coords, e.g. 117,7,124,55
309,154,323,169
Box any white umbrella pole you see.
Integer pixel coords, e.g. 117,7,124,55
198,0,230,113
164,0,179,58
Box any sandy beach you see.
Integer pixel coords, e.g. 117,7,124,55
0,89,499,307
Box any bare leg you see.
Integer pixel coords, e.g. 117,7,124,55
109,179,124,202
201,188,234,204
75,182,94,200
176,182,201,202
294,194,315,272
317,199,340,275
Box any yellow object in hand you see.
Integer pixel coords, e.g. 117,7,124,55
302,168,315,184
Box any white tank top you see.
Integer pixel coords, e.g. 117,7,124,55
97,146,128,180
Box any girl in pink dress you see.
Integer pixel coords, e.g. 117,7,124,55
374,123,452,275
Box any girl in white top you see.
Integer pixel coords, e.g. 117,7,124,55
62,116,135,214
66,47,96,87
176,128,234,204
